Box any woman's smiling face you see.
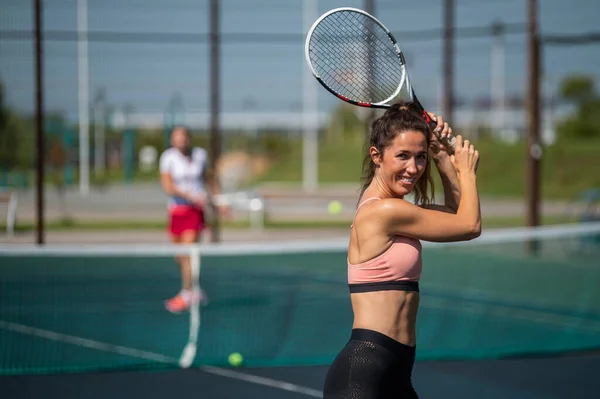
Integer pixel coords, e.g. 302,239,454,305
372,129,428,198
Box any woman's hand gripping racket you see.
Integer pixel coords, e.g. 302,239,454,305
304,7,456,150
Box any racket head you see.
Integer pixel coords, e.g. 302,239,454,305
304,7,406,108
305,7,456,150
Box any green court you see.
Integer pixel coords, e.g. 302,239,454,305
2,223,600,377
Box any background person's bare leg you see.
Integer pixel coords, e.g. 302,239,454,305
165,231,207,313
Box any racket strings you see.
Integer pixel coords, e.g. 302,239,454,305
308,11,405,104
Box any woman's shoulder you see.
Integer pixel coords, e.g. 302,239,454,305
356,197,421,232
367,197,414,212
159,147,177,164
355,197,413,222
191,147,208,159
160,147,176,156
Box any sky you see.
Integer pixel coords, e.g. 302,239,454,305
1,0,599,129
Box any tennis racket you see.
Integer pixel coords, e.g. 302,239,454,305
305,7,456,149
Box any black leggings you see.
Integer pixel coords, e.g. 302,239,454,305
323,329,419,399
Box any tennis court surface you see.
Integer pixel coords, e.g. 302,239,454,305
2,222,600,398
2,354,600,399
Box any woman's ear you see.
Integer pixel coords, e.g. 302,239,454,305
370,146,382,165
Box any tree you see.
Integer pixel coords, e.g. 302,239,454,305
556,75,600,141
0,80,35,174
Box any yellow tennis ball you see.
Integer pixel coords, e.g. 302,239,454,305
328,200,343,215
228,352,243,367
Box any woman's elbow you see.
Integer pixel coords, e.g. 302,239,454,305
466,221,482,240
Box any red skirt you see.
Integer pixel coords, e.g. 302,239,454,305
168,205,205,236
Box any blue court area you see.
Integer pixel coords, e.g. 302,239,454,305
1,223,600,398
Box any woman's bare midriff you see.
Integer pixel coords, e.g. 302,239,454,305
350,290,420,347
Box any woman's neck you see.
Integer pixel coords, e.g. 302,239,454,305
365,175,402,200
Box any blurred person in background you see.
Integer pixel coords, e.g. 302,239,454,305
323,102,481,398
159,126,227,313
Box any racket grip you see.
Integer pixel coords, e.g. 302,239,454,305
433,129,457,152
440,134,457,149
427,123,457,151
422,111,456,151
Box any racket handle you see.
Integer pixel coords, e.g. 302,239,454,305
422,111,456,151
440,134,457,149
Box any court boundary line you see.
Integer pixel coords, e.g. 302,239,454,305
0,320,323,398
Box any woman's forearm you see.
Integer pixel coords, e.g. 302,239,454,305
434,153,461,212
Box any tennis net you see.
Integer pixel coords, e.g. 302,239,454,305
1,222,600,375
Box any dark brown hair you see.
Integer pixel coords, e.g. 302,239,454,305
359,101,435,206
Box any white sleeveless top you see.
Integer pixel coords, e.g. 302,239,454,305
159,147,208,208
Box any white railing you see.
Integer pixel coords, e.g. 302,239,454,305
0,191,18,236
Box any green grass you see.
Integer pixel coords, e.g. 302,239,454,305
4,135,599,201
255,136,364,184
474,138,600,199
256,136,600,201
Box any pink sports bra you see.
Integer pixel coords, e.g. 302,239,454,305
348,197,423,293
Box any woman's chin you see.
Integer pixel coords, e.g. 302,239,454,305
392,185,413,197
